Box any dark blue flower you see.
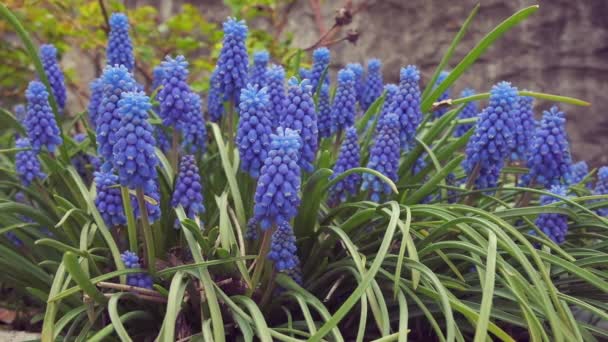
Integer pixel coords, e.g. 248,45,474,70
39,44,67,111
106,13,134,72
268,220,299,271
463,81,518,190
594,167,608,217
362,59,383,111
248,50,269,88
331,69,356,134
15,138,46,186
252,128,302,230
524,106,572,187
431,71,450,119
317,84,332,139
281,78,318,172
299,67,311,81
172,155,205,226
535,185,569,244
453,88,478,138
24,81,62,153
361,113,400,202
511,96,535,162
157,55,193,128
346,63,364,104
154,126,171,153
121,251,153,289
375,83,398,125
88,77,104,129
112,91,158,189
180,93,207,154
207,67,224,123
566,161,590,187
217,17,248,103
5,231,23,248
94,171,126,227
96,65,137,170
265,64,287,129
386,66,422,151
236,85,273,178
152,65,165,91
309,47,330,90
328,127,361,206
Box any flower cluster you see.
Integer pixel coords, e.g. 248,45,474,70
252,128,302,230
566,161,590,188
281,78,318,172
248,50,269,88
217,17,248,103
535,185,569,244
87,78,104,129
299,67,310,81
39,44,66,111
387,65,422,151
268,220,299,271
432,71,450,119
346,63,364,103
236,85,273,178
121,251,153,289
94,171,126,227
317,84,332,138
172,155,205,225
594,167,608,217
362,59,383,111
309,47,330,89
180,93,207,154
361,113,400,202
157,55,194,127
154,126,171,153
511,96,535,162
454,88,478,137
331,69,356,134
15,138,46,186
377,83,399,124
106,13,134,71
24,81,63,153
207,68,224,122
265,64,287,129
328,127,361,206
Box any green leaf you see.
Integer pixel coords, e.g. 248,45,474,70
158,271,189,341
62,252,107,304
108,293,133,342
0,107,25,134
473,231,497,342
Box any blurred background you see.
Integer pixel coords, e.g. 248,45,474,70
1,0,606,166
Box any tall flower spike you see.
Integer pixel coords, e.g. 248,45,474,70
252,128,302,230
172,155,205,226
331,69,356,134
15,138,46,186
317,84,332,138
431,71,450,119
346,63,364,104
386,65,422,151
328,127,361,206
217,17,248,103
207,68,224,122
362,59,383,111
268,220,299,271
361,113,400,202
594,167,608,217
463,81,518,190
567,161,591,188
265,64,287,128
281,78,318,172
535,185,569,244
453,88,478,138
511,96,535,162
524,106,572,187
24,81,62,153
94,171,126,227
236,85,273,178
106,13,134,71
376,83,399,124
96,65,137,170
157,55,193,128
310,47,330,89
121,251,153,288
248,50,269,88
88,78,104,129
39,44,67,111
180,93,207,154
112,91,158,189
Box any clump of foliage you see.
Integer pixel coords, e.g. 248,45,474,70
1,3,608,342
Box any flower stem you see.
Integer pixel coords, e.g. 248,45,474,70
136,188,156,275
464,162,481,205
171,128,180,172
227,101,235,161
248,227,273,296
120,186,138,253
333,129,343,157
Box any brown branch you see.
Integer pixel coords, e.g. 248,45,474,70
309,0,325,34
274,0,299,39
97,281,164,298
98,0,110,34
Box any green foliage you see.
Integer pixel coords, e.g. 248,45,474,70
1,2,607,342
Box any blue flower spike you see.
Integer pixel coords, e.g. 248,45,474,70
248,50,270,88
15,138,46,187
121,251,153,289
511,96,535,162
331,68,357,134
386,65,422,151
94,171,126,227
172,155,205,227
346,63,364,103
362,59,383,111
317,84,332,139
310,47,330,89
265,64,287,128
40,44,67,111
217,17,249,103
535,185,569,244
453,88,478,138
328,127,361,206
24,81,63,153
106,13,134,71
88,78,104,129
268,220,300,272
207,68,224,123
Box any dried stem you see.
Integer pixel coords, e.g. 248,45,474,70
136,188,156,275
97,281,162,297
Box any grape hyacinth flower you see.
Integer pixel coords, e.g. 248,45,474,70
152,65,165,91
511,96,535,162
106,13,134,71
96,65,137,170
236,85,273,178
331,69,356,134
180,93,207,154
453,88,478,137
15,138,46,186
535,185,569,244
524,106,572,187
266,64,287,128
594,167,608,217
88,78,104,129
299,67,311,81
268,220,299,271
112,92,158,189
157,55,194,128
72,133,100,179
217,17,248,103
4,231,23,248
14,104,26,123
281,78,318,172
362,59,383,111
24,81,63,153
172,155,205,226
375,83,398,125
248,50,269,88
94,171,126,227
328,127,361,206
431,71,450,119
346,63,364,104
463,82,518,190
566,161,591,188
154,126,171,153
317,84,332,139
386,65,423,151
309,47,330,89
207,68,224,122
121,251,153,289
39,44,67,111
252,128,302,230
361,113,400,202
